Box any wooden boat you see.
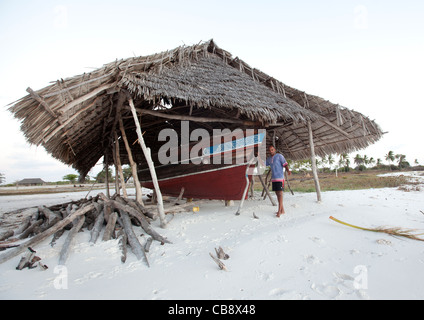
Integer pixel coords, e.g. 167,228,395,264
139,130,265,200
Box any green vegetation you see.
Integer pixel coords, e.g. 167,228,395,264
62,174,79,184
286,171,412,193
254,170,416,193
256,148,422,193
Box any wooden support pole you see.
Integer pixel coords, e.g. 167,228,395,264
235,158,256,215
114,130,128,198
118,114,144,206
258,174,277,206
26,87,58,119
104,151,110,199
136,107,259,126
128,97,166,228
307,121,322,203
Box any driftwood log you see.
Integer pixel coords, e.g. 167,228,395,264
0,204,95,265
117,229,128,263
209,252,228,271
98,193,171,245
120,210,149,267
58,215,85,265
102,212,118,241
89,211,104,244
0,191,176,267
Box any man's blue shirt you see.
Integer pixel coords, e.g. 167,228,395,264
266,153,288,181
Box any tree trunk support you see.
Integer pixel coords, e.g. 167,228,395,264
118,113,144,206
307,121,322,203
128,97,166,228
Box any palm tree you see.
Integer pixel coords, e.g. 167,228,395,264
354,154,364,166
345,158,351,171
327,154,335,169
338,153,350,172
395,154,409,170
385,151,395,167
385,151,395,171
368,157,375,168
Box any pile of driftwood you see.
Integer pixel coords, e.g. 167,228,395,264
0,192,175,268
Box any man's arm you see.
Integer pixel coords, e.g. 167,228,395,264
284,162,291,175
280,154,291,175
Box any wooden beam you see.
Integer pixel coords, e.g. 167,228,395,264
128,98,167,228
118,113,144,206
26,87,58,119
321,118,351,139
114,130,128,198
307,121,322,203
44,97,100,143
235,157,257,215
59,83,115,114
134,107,260,126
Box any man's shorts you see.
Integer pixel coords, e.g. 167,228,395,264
272,181,284,192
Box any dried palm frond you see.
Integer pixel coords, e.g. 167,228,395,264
329,216,424,242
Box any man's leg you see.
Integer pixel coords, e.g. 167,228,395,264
276,190,284,217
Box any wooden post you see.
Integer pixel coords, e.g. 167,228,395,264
104,152,110,199
111,141,120,196
249,175,255,198
235,158,256,215
258,174,277,206
114,130,128,198
128,98,167,228
118,114,144,206
307,121,322,202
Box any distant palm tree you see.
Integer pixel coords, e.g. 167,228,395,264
395,154,408,169
363,154,369,166
385,151,395,170
327,154,335,168
354,154,364,166
345,158,351,170
385,151,395,164
337,153,350,172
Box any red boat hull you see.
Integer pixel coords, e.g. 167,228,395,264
142,164,252,201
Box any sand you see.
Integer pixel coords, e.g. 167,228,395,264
0,172,423,300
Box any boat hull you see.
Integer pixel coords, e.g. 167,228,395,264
139,130,264,200
142,164,252,200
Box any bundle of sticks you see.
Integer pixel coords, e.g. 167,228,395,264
0,193,171,268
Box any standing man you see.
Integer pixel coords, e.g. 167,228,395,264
266,145,291,217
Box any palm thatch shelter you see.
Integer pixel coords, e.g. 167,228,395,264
8,39,383,206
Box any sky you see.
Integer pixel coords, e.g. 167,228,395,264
0,0,423,184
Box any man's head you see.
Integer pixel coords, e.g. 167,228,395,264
269,145,276,156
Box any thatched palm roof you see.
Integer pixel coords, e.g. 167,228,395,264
8,40,383,178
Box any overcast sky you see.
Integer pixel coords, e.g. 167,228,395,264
0,0,423,184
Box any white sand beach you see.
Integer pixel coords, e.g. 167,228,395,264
0,172,423,300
